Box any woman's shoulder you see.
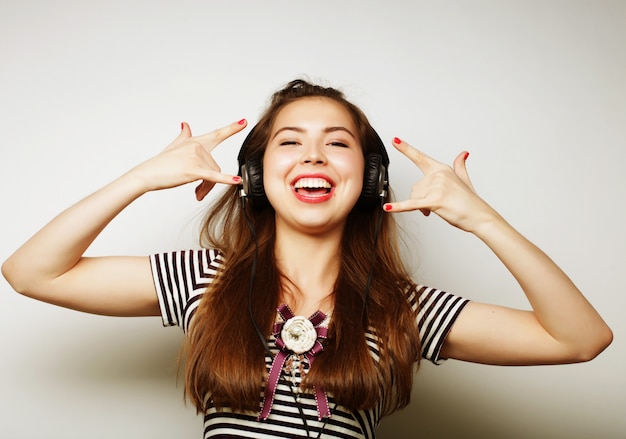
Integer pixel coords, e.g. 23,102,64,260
151,248,225,272
149,248,225,331
149,248,225,300
406,284,468,307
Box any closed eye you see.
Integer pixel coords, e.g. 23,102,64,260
328,142,349,148
280,141,300,146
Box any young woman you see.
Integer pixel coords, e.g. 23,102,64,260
2,79,612,438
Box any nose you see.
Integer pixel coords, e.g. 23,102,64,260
301,141,327,165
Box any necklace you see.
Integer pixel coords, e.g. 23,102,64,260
284,353,305,401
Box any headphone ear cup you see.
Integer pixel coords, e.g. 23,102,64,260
244,155,269,209
359,153,384,209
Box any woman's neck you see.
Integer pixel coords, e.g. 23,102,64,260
273,227,342,316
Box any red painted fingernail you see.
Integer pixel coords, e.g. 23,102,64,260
238,118,246,125
393,137,402,144
232,176,242,183
181,122,185,130
464,152,470,161
384,204,393,211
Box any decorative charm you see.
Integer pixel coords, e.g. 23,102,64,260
281,315,317,354
258,304,330,421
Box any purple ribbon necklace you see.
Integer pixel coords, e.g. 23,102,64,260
258,304,331,422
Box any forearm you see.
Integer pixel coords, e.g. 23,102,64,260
2,120,246,316
388,140,612,363
2,171,147,293
473,214,613,358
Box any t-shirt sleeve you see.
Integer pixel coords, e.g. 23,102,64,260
149,249,223,333
409,285,470,365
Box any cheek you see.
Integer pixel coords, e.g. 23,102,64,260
261,153,292,199
334,158,365,205
262,151,296,176
339,156,365,185
263,155,292,181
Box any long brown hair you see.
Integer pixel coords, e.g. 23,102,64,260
184,79,421,416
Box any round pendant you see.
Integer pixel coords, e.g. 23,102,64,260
281,316,317,354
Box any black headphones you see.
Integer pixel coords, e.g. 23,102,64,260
237,126,390,210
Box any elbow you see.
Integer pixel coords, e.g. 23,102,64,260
1,258,16,290
2,256,32,297
571,325,614,363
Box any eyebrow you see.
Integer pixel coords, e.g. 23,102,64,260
271,126,357,140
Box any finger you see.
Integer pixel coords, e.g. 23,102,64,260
195,180,215,201
180,121,192,137
194,170,241,201
453,151,476,192
391,137,442,175
196,118,248,152
192,152,224,201
383,199,431,215
201,169,242,186
194,173,241,201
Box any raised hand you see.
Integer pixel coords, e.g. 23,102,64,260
1,118,248,316
130,119,247,201
383,137,499,233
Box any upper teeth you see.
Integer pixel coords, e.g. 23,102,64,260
294,178,331,189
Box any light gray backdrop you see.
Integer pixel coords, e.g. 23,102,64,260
1,1,624,438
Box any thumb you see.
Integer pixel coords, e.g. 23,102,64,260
453,151,476,192
179,121,193,138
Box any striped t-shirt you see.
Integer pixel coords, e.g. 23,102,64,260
150,249,469,439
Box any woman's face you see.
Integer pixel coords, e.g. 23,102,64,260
263,97,365,236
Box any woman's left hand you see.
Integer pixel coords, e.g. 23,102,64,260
387,137,613,365
383,138,499,233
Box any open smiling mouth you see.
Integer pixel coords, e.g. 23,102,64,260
293,177,332,194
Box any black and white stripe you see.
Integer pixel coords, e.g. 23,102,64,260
150,249,470,438
150,249,223,332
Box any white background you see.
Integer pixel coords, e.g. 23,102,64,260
1,1,624,438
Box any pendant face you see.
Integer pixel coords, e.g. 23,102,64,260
281,316,317,354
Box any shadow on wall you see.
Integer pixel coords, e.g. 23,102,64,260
377,361,618,439
12,318,619,439
378,364,509,439
16,317,185,384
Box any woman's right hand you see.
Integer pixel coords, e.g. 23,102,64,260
1,118,249,317
130,119,247,200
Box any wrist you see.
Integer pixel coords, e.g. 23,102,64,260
468,208,510,240
115,167,155,199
